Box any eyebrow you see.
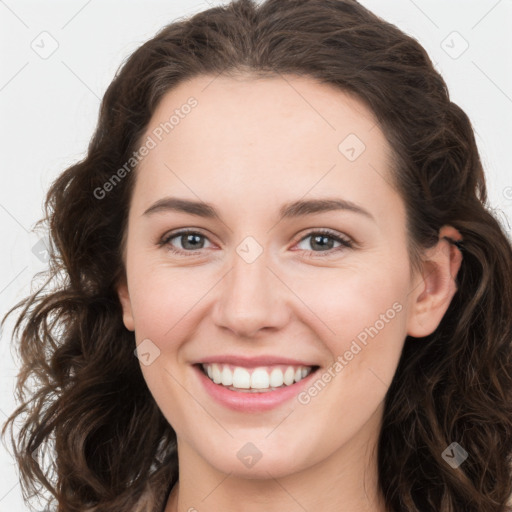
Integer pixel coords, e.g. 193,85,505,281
143,197,374,221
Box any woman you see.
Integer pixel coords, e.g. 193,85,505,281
2,0,511,511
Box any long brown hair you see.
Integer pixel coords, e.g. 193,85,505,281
2,0,511,510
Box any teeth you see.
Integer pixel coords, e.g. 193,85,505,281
269,367,284,388
232,367,251,389
211,363,222,384
201,363,314,391
250,368,269,389
283,366,295,385
221,365,233,386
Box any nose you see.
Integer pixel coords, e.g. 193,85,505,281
211,248,290,339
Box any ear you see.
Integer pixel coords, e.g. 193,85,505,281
406,225,463,338
117,277,135,332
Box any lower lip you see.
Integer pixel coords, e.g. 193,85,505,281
193,364,319,412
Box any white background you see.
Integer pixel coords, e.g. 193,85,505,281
1,0,511,510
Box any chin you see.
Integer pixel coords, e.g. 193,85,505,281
196,440,311,479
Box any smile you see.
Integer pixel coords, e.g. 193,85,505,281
200,363,316,392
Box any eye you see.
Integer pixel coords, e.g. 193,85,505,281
159,230,214,256
158,228,354,257
294,229,354,257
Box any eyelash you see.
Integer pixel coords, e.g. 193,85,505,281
158,228,354,258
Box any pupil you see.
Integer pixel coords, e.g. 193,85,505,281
312,235,333,251
183,234,203,249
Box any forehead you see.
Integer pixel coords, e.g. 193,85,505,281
132,74,399,221
142,73,385,162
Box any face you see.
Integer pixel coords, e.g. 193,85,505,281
117,74,457,480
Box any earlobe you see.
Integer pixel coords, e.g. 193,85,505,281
117,280,135,332
407,226,463,338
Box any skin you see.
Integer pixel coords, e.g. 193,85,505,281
117,74,462,512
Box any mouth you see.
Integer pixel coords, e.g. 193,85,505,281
196,363,320,393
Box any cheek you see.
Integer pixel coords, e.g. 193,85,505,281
126,262,207,429
127,257,206,339
294,264,409,346
293,264,410,409
281,270,408,451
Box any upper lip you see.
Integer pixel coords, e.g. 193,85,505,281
195,355,319,368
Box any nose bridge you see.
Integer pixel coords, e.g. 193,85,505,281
213,236,288,337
